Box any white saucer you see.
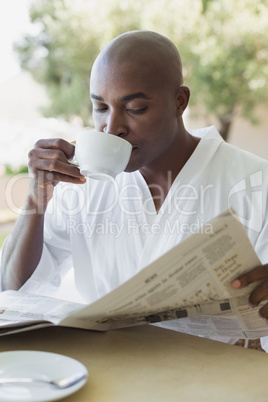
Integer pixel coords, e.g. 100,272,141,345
0,351,88,402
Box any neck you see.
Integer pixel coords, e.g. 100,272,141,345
139,131,200,212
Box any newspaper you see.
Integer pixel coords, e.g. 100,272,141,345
0,209,267,339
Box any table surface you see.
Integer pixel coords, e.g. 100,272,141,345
0,324,267,402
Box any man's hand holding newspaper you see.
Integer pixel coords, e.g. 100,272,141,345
233,266,268,320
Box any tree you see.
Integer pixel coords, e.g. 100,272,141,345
142,0,268,140
15,0,144,125
15,0,268,140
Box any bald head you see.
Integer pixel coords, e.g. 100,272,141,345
92,30,183,89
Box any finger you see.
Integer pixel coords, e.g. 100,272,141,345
248,279,268,307
30,147,73,164
232,265,268,289
39,171,86,186
34,138,75,160
258,303,268,319
29,157,84,180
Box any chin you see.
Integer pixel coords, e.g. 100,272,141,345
123,155,142,173
124,166,139,173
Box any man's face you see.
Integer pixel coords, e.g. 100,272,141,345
90,58,181,173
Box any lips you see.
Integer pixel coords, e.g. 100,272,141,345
131,145,139,150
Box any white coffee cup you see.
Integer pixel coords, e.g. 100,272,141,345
74,130,132,181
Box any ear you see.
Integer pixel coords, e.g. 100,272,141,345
176,86,190,117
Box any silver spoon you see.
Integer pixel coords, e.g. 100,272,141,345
0,372,87,389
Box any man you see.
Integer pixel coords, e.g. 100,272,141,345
1,30,268,348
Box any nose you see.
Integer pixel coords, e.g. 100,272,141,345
102,109,128,138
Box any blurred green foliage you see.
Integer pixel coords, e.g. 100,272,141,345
14,0,268,140
4,165,29,175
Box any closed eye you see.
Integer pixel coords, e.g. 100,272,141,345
127,107,148,114
94,106,108,113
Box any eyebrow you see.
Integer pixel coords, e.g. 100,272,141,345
90,92,151,102
90,94,104,101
